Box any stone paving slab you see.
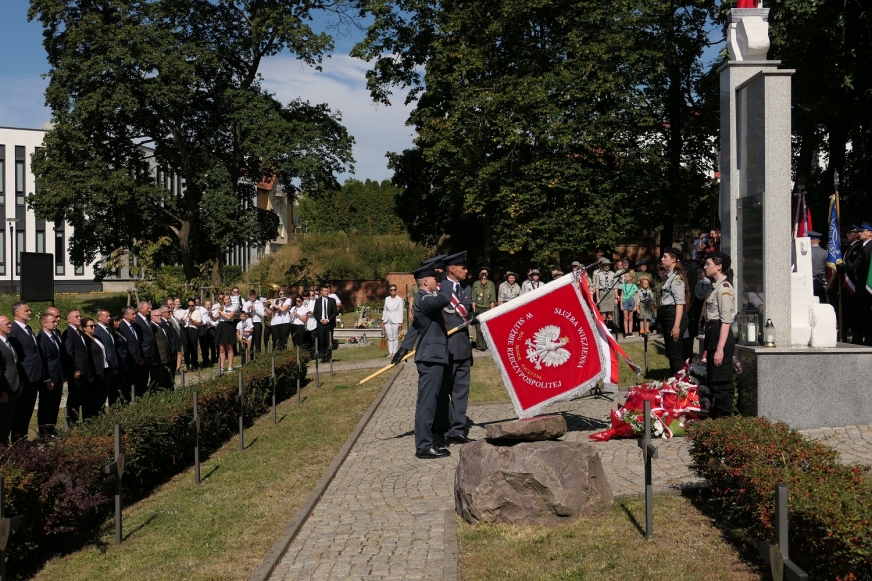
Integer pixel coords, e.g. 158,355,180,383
268,354,872,580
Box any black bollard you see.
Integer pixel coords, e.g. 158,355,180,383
181,369,185,388
103,424,130,545
238,371,244,451
643,332,649,376
314,337,320,388
638,400,658,539
0,477,22,581
296,345,301,404
189,391,201,484
271,355,277,425
329,331,334,376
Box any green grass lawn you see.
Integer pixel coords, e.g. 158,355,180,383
30,368,390,581
458,495,761,581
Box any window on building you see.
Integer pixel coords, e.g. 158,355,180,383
0,230,5,277
36,229,45,253
55,226,64,276
0,144,5,206
74,264,84,276
16,229,24,275
15,146,25,206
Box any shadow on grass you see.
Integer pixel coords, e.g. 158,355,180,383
244,437,259,449
201,465,220,483
123,513,158,541
619,501,646,537
682,489,765,575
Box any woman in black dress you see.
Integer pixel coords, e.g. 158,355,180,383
215,295,238,371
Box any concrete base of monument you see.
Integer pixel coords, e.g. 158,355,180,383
736,343,872,430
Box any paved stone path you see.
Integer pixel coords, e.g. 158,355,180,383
268,354,872,581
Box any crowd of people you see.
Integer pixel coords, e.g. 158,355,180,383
386,246,740,458
0,284,348,444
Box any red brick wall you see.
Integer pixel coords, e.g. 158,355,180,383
282,275,418,312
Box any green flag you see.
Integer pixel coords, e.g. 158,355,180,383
867,260,872,295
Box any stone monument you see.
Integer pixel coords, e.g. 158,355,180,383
455,416,613,526
720,3,872,429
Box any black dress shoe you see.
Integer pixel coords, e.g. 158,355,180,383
415,447,451,459
448,435,476,445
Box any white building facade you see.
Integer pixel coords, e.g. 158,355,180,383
0,126,98,292
0,126,286,292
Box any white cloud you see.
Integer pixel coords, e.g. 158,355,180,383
0,54,417,183
259,53,417,183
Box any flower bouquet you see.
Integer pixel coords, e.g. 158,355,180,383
589,356,712,442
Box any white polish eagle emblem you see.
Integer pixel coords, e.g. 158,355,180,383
525,325,571,370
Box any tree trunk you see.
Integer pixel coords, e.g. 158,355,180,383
176,219,196,281
212,251,225,286
659,215,675,257
828,123,848,188
794,125,816,191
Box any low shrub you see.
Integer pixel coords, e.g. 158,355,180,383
0,350,307,565
687,417,872,580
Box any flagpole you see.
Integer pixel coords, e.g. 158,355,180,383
356,321,472,385
835,172,844,342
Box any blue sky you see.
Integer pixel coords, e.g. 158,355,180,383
0,0,415,182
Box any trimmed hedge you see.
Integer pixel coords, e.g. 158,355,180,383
687,417,872,580
0,350,307,565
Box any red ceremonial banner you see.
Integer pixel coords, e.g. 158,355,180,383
477,275,607,418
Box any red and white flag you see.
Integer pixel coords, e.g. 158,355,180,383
576,272,641,387
477,273,637,419
792,191,813,239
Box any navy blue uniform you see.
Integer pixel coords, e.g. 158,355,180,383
411,283,453,453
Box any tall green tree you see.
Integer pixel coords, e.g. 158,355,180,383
749,0,872,222
635,0,721,248
354,0,658,266
298,178,406,234
354,0,722,265
28,0,355,281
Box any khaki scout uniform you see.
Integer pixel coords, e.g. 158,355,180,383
703,276,736,418
592,269,616,313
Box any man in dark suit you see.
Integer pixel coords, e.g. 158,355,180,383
312,285,337,363
439,251,476,445
404,262,454,459
10,302,50,442
119,306,142,400
94,308,121,406
149,310,171,390
159,307,178,388
36,312,63,437
134,301,155,393
0,316,21,445
62,310,90,424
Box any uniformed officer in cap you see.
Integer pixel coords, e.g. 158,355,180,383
439,251,476,445
841,225,863,342
854,222,872,345
807,230,828,303
701,251,736,418
408,255,446,324
400,260,455,459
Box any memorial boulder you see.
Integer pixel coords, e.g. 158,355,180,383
485,414,567,442
455,440,613,526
